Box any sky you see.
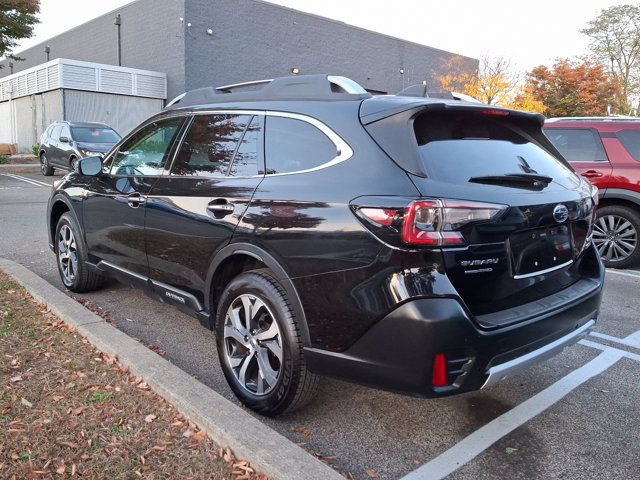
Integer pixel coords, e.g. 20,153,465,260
11,0,633,73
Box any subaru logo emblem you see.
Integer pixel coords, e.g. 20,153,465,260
553,204,569,223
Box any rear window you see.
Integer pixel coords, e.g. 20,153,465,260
543,128,608,162
414,113,576,184
617,130,640,161
71,127,120,143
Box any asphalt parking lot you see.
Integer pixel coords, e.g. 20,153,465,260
2,171,639,479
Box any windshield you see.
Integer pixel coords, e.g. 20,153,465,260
71,127,120,143
414,112,576,186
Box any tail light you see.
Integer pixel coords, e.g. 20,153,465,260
355,198,506,247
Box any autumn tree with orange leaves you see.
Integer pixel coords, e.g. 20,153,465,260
526,58,625,117
437,55,545,113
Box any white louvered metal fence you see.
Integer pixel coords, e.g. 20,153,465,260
0,58,166,101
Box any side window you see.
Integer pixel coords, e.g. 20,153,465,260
110,117,184,176
50,125,62,141
170,114,251,177
617,130,640,161
265,116,337,174
60,125,71,141
544,128,608,162
229,116,263,177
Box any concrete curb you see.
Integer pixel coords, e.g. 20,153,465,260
0,164,41,174
0,258,343,480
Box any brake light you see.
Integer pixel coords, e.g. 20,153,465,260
401,199,505,246
481,108,510,117
432,353,447,387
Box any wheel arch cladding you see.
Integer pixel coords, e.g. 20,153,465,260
205,243,311,347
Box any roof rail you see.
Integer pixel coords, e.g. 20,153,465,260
396,84,482,103
216,79,273,93
165,74,371,109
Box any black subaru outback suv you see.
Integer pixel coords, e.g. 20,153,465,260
47,75,604,416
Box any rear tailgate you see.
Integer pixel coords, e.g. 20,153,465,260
361,100,598,319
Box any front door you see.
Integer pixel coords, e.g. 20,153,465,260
82,116,186,280
144,112,265,308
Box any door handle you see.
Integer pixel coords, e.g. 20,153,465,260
127,193,146,208
207,200,235,216
581,170,604,178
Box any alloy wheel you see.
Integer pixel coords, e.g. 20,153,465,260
223,294,283,396
57,224,78,285
592,214,638,263
40,154,48,174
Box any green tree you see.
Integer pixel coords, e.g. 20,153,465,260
526,58,624,117
581,4,640,112
0,0,40,62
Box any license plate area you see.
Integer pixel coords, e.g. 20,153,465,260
510,225,573,278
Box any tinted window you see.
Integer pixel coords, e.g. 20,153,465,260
617,130,640,161
544,128,608,162
171,114,251,177
229,116,263,177
110,117,184,176
60,125,71,140
50,125,62,141
265,116,336,174
71,127,120,143
415,113,576,184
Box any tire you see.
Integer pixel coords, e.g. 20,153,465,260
55,212,104,292
69,156,78,172
215,269,319,416
40,152,54,176
593,205,640,269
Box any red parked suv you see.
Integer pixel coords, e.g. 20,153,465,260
545,117,640,268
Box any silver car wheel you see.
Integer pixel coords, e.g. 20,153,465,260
592,214,638,263
223,293,283,396
57,224,78,285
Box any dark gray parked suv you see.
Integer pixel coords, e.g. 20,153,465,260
39,121,120,176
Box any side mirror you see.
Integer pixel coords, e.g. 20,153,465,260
59,136,69,143
78,156,103,176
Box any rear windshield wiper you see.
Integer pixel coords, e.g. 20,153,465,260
469,173,553,186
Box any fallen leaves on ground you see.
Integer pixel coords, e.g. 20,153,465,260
0,272,265,479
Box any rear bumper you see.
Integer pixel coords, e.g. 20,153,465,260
482,319,594,388
304,265,603,397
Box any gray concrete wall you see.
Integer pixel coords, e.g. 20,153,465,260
64,90,163,137
0,0,186,99
9,90,64,152
184,0,478,94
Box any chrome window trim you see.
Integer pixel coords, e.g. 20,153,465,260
264,110,353,176
106,109,353,179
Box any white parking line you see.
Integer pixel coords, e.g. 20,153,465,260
0,173,50,187
590,330,640,349
580,338,640,361
606,268,640,279
2,173,51,187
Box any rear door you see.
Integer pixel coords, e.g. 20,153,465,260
82,117,186,280
144,112,265,309
544,127,613,190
